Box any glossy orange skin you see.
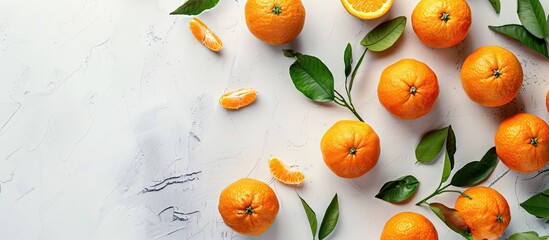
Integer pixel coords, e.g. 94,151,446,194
455,186,511,240
218,178,279,235
495,113,549,173
320,120,380,178
411,0,471,48
189,18,222,51
380,212,438,240
461,46,523,107
245,0,305,45
378,59,439,120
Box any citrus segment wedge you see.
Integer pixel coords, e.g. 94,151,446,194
189,17,223,51
219,88,257,110
341,0,394,20
268,158,305,185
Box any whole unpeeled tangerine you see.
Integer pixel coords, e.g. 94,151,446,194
411,0,472,48
320,120,380,178
495,113,549,173
218,178,279,235
378,59,440,120
461,46,523,107
245,0,306,45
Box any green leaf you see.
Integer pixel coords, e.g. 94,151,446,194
375,175,420,203
450,147,498,187
283,49,302,58
521,189,549,218
446,125,457,169
170,0,219,15
441,151,453,184
509,231,549,240
361,16,407,52
298,194,318,239
489,24,549,58
517,0,548,38
415,127,449,163
489,0,501,14
348,48,367,93
319,194,339,240
289,55,335,102
344,44,352,78
429,203,474,240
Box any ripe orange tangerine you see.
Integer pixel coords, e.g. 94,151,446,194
189,17,223,51
219,88,257,110
268,158,305,185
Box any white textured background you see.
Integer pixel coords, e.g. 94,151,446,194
0,0,548,239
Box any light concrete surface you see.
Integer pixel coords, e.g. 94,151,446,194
0,0,548,239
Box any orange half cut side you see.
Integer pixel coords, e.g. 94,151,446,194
268,158,305,185
219,88,257,110
189,17,223,51
341,0,394,20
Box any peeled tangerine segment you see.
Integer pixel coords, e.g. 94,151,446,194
268,158,305,185
219,88,257,110
189,17,222,51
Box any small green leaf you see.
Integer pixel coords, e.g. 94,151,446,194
446,125,457,169
429,203,474,240
348,48,367,93
361,16,407,52
298,194,318,239
319,194,339,240
283,49,302,58
521,189,549,218
489,24,549,58
517,0,548,39
415,127,449,163
375,175,420,203
441,151,453,184
170,0,219,15
509,231,549,240
450,147,498,187
289,55,335,102
489,0,501,14
344,44,352,77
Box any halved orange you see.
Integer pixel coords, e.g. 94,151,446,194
219,88,257,110
268,158,305,185
341,0,394,20
189,17,222,51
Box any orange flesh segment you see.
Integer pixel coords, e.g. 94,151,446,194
189,17,223,51
219,88,257,110
348,0,385,12
268,158,305,185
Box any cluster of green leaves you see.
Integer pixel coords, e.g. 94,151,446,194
282,16,407,122
299,194,339,240
373,126,499,211
413,126,498,239
489,0,549,58
171,0,219,15
509,231,549,240
521,188,549,224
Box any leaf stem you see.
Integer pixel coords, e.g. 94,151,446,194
415,184,450,206
439,190,472,199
